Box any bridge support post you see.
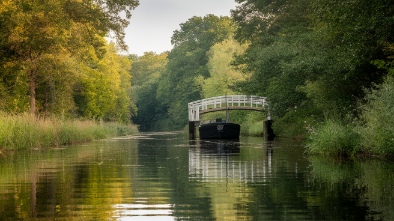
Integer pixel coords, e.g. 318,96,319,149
264,119,275,141
189,121,198,140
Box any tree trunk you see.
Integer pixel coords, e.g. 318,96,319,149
29,69,36,115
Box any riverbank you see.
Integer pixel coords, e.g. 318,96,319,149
0,113,138,152
304,77,394,159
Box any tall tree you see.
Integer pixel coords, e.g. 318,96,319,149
232,0,394,126
232,0,316,118
73,43,136,123
0,0,138,115
1,0,71,115
157,15,234,129
130,52,168,131
131,52,168,86
198,38,247,98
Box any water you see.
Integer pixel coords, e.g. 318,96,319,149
0,132,393,220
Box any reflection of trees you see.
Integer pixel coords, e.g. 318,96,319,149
240,165,310,220
361,160,394,219
135,136,215,220
306,157,392,221
0,140,139,220
1,136,394,220
188,139,394,221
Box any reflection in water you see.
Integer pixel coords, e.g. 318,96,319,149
113,204,174,221
189,140,273,184
0,133,393,220
187,139,278,220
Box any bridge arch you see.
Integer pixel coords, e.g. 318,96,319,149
188,95,268,122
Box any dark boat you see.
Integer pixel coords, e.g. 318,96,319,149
198,95,240,140
199,118,240,139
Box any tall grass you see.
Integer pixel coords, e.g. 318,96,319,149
306,119,360,157
306,77,394,158
356,76,394,156
0,113,138,151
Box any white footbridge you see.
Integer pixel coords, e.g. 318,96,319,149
188,95,268,122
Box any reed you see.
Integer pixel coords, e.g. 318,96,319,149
0,112,138,151
306,119,360,157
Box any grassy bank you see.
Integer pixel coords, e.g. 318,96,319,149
0,113,138,151
306,120,360,157
306,76,394,158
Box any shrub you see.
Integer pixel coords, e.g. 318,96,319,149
356,76,394,156
238,112,266,136
306,119,360,157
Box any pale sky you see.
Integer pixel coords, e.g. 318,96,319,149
124,0,238,56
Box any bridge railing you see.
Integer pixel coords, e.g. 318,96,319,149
188,95,267,121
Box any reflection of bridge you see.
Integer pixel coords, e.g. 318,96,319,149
188,144,273,183
188,95,270,139
188,95,268,121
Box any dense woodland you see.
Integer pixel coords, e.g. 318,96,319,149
1,1,394,155
131,0,394,156
0,0,138,123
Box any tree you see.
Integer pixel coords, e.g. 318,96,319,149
0,0,139,115
231,0,394,135
156,15,235,129
1,0,72,115
73,43,136,123
130,52,168,131
131,52,168,86
232,0,316,118
198,38,247,98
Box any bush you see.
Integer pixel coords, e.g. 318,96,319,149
306,119,360,157
356,76,394,156
273,106,320,139
236,111,265,136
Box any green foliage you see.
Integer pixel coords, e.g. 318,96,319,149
198,39,247,97
130,52,168,131
72,43,136,123
232,0,394,144
239,112,265,136
34,53,79,115
357,77,394,156
172,15,235,50
0,0,138,122
0,67,29,112
0,112,138,151
304,76,394,157
311,0,393,58
234,31,319,118
130,52,168,86
306,119,360,157
273,106,320,139
156,15,235,129
133,79,161,131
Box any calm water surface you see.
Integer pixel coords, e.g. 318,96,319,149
0,132,393,220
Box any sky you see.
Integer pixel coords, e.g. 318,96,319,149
124,0,239,56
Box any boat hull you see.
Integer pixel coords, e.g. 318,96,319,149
199,122,240,139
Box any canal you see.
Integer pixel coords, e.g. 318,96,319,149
0,132,393,220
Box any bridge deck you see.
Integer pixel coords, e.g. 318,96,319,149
188,95,267,121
